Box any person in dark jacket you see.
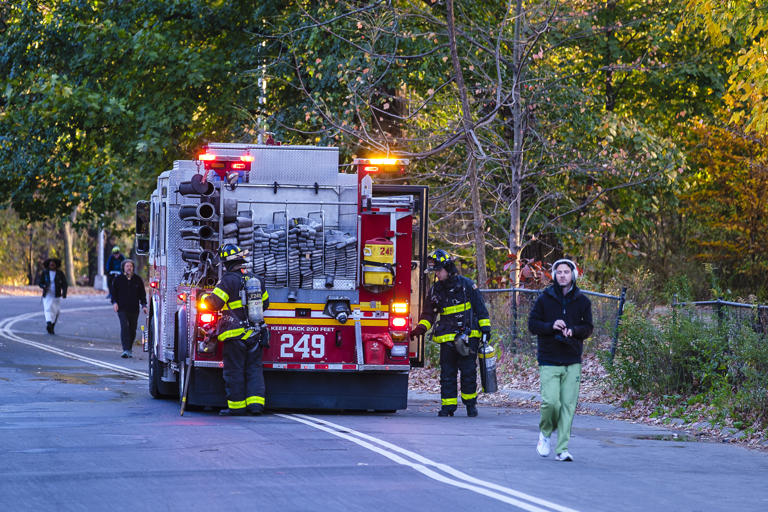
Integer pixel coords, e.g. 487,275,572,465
202,244,270,416
105,246,125,300
38,258,68,334
410,249,492,417
111,259,147,358
528,259,593,462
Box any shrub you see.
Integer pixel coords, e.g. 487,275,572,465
605,303,768,430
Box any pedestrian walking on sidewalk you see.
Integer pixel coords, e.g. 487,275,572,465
528,259,593,462
111,259,147,358
37,258,68,335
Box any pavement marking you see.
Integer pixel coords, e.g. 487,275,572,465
0,308,147,380
278,413,580,512
2,306,577,511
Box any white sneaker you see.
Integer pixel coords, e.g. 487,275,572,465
536,432,551,457
555,451,573,462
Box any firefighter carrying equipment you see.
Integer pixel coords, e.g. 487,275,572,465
204,270,270,345
204,268,271,415
414,274,491,345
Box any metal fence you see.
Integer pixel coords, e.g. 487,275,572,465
478,287,627,359
672,297,768,333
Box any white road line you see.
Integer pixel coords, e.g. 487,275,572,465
278,413,580,512
2,307,577,511
0,307,147,380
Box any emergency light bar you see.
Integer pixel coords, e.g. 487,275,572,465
197,150,253,177
354,157,409,176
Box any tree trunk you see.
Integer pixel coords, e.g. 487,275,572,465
508,0,524,287
63,209,78,286
446,0,488,285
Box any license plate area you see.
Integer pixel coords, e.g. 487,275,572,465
265,325,355,363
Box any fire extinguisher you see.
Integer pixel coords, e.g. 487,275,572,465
479,333,498,393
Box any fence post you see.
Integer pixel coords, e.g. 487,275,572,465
511,289,518,341
716,297,724,330
609,287,627,362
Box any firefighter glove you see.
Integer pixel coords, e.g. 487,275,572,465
410,324,426,338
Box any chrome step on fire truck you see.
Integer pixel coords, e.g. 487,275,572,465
135,143,428,411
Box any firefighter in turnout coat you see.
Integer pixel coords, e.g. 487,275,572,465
410,249,492,417
203,244,270,416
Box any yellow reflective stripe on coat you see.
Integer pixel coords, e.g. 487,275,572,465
227,400,246,409
221,300,243,311
418,319,432,330
262,291,269,301
442,397,458,406
478,318,491,327
469,329,481,339
218,328,254,341
246,396,265,406
433,333,456,343
441,302,471,315
212,287,229,302
461,392,478,400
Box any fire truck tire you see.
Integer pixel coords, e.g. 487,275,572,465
148,317,177,398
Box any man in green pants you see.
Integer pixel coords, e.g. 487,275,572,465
528,259,593,461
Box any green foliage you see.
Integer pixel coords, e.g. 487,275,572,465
605,303,768,428
0,1,264,225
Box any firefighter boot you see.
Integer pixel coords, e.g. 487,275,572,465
466,402,478,417
437,406,455,417
219,408,247,417
247,405,264,416
46,322,53,334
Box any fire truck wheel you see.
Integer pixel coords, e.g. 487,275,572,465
148,317,176,398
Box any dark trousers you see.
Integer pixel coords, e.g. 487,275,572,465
439,340,479,410
117,310,139,352
222,338,265,411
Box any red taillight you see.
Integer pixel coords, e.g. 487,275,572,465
199,313,216,324
240,154,254,162
149,280,159,289
391,317,408,328
231,162,246,170
177,292,187,303
363,165,379,173
198,153,216,161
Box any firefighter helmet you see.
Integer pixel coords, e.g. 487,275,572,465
218,243,248,264
427,249,453,271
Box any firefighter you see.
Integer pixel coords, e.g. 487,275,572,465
410,249,492,417
202,244,270,416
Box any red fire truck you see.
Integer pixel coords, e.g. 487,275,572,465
135,143,428,411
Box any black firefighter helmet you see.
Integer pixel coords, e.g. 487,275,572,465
218,243,248,269
427,249,457,274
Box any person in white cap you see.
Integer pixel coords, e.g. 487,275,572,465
528,259,593,462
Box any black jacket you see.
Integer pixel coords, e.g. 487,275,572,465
528,283,593,365
205,270,270,337
111,274,147,313
38,269,67,298
416,274,491,343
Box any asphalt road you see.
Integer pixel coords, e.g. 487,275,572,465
1,295,767,512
